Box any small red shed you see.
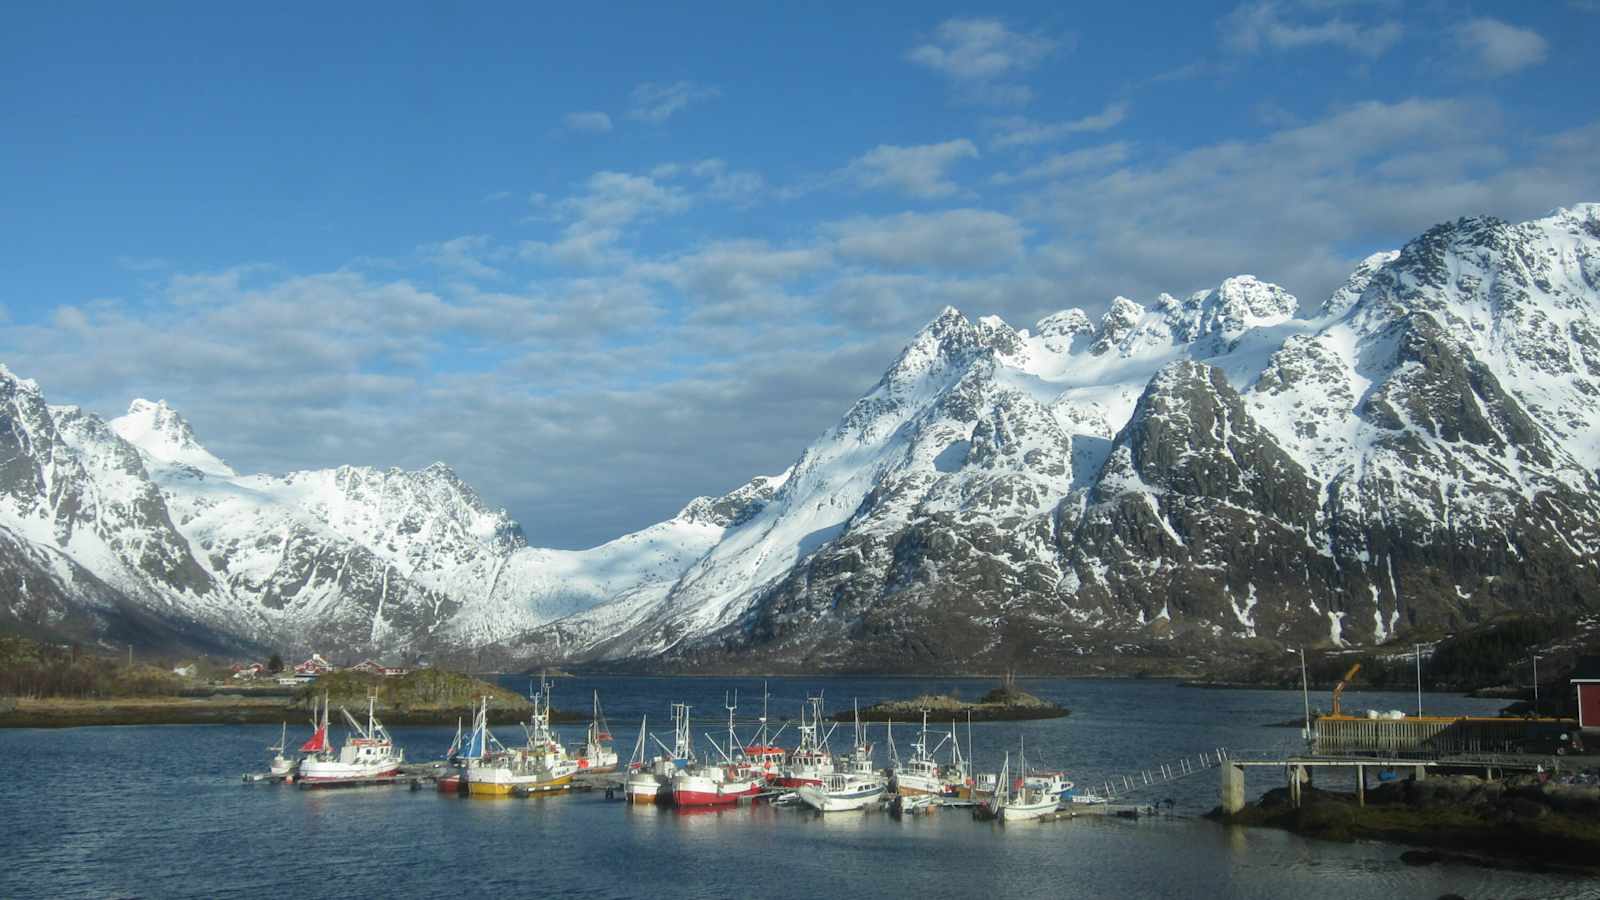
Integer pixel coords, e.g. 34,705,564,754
1570,656,1600,731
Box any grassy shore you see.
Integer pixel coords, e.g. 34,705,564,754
0,668,584,728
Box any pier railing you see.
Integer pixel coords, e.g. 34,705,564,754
1079,748,1231,803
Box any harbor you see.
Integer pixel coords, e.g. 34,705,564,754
8,674,1597,900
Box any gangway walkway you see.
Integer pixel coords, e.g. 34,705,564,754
1078,748,1232,803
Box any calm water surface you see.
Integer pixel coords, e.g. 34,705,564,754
3,676,1595,899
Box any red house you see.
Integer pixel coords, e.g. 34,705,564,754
1570,656,1600,731
293,653,335,678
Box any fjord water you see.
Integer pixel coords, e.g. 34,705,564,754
3,677,1592,899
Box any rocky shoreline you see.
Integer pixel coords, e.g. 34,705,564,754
1213,773,1600,870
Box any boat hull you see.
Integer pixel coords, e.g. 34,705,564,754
997,801,1057,822
466,772,574,796
797,784,884,812
671,773,759,807
298,761,401,782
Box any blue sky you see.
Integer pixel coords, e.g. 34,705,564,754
3,2,1597,547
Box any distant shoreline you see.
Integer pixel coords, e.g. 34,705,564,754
0,697,584,729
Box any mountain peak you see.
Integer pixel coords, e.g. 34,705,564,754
110,398,235,477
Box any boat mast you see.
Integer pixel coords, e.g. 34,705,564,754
759,680,770,747
630,715,647,768
725,691,739,761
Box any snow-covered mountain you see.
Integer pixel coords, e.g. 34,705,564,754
546,204,1600,669
0,370,780,658
3,204,1598,668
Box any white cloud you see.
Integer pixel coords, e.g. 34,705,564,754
1222,2,1403,57
563,111,613,133
1020,98,1600,308
846,140,980,198
627,81,720,123
828,210,1025,269
907,18,1058,106
1454,18,1547,76
990,142,1130,185
651,158,765,203
989,102,1130,150
421,235,502,279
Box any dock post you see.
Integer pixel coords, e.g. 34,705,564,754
1413,764,1427,782
1356,765,1364,807
1220,764,1245,815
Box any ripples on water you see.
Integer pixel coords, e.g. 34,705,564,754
2,677,1594,899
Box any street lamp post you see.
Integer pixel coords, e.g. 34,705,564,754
1415,644,1423,718
1533,654,1540,709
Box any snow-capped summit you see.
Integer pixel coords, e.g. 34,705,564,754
5,204,1599,669
111,399,235,477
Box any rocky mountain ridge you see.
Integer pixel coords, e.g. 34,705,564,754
3,204,1598,670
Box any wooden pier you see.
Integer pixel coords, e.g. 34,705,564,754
1219,753,1549,814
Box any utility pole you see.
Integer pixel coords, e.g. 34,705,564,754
1533,654,1541,708
128,644,133,667
1415,644,1423,718
1299,648,1311,740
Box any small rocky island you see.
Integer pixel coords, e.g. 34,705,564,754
835,675,1069,723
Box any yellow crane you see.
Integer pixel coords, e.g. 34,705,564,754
1330,662,1361,717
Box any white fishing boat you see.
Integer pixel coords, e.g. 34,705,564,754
796,772,887,812
622,715,664,804
776,695,836,788
671,695,760,807
268,721,297,779
575,691,619,773
298,694,405,783
892,711,945,796
1024,771,1075,805
979,740,1058,822
627,703,694,805
940,714,974,798
836,699,877,777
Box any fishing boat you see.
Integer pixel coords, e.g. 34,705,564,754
1024,770,1075,804
940,715,974,799
437,715,468,792
670,696,761,807
978,741,1058,823
892,712,945,796
268,721,298,779
796,772,887,812
298,694,405,783
775,696,836,788
836,700,877,777
742,682,788,782
575,691,619,773
497,680,580,794
626,703,693,805
622,716,663,804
